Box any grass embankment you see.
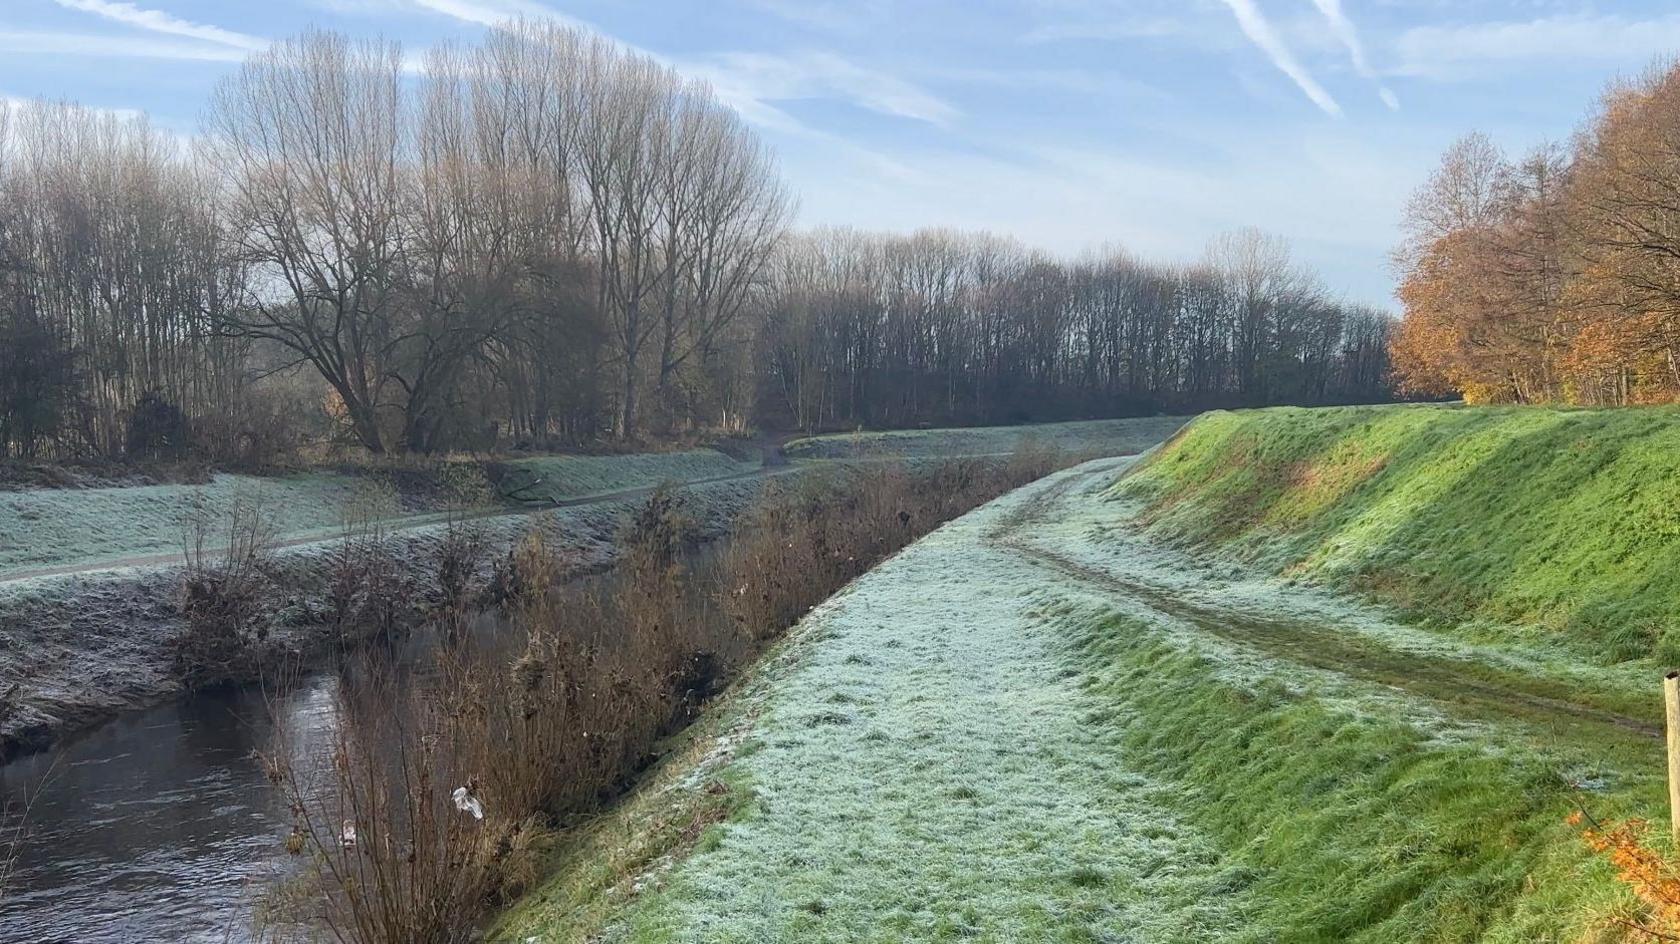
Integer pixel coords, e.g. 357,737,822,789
495,417,1679,943
1120,403,1680,664
1058,601,1647,942
496,464,1247,943
1095,403,1680,938
0,448,753,577
784,416,1188,460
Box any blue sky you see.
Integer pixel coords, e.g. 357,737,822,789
2,0,1677,308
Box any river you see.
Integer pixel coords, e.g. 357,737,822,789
0,674,336,943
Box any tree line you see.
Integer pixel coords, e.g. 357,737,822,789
1393,61,1680,405
762,227,1392,430
0,21,1394,461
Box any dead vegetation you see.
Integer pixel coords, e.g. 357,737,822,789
173,493,279,688
258,446,1072,943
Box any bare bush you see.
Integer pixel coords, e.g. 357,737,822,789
432,520,488,641
174,492,277,688
324,487,412,646
263,450,1073,942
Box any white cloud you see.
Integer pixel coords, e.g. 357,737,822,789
689,51,960,128
1022,16,1193,44
0,30,248,62
927,66,1169,103
741,0,889,34
49,0,267,51
1218,0,1342,117
407,0,583,28
1394,13,1680,80
1309,0,1398,110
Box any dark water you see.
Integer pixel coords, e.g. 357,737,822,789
0,678,337,943
0,548,727,943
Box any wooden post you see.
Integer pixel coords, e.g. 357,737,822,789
1666,672,1680,848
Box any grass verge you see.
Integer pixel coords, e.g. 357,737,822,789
1116,403,1680,663
1054,599,1649,942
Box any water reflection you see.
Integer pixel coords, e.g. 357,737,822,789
0,677,337,943
0,547,725,942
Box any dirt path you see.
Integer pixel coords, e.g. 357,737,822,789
988,461,1661,748
0,467,782,586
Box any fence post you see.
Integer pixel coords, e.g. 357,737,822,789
1666,672,1680,848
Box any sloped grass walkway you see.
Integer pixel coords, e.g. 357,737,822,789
500,465,1249,943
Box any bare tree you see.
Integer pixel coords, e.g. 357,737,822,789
204,31,407,453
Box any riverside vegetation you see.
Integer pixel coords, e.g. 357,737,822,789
251,443,1074,943
479,404,1680,943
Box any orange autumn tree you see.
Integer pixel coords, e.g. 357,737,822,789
1392,60,1680,406
1392,135,1568,403
1566,65,1680,402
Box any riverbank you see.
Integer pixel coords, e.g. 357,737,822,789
0,417,1194,762
0,474,773,762
0,448,760,580
497,435,1659,941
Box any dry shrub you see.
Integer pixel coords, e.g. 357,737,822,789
723,443,1074,641
174,493,277,688
265,496,725,943
263,447,1075,943
324,489,412,646
432,520,488,640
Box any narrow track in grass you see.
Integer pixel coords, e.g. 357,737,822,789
0,466,788,585
990,463,1664,746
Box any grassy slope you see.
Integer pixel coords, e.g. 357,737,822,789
497,450,755,504
1119,403,1680,664
496,465,1249,943
0,449,753,577
500,439,1667,943
784,416,1190,460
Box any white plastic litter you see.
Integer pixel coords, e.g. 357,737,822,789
452,786,484,820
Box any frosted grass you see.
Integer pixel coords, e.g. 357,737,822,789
590,469,1253,943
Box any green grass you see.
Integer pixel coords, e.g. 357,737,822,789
1117,403,1680,663
1057,601,1645,943
784,416,1190,460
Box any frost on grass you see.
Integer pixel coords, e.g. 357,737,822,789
593,469,1253,943
0,473,367,575
497,450,756,505
783,416,1189,461
1,448,755,579
1039,470,1654,713
503,457,1662,943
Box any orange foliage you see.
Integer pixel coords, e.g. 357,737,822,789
1572,811,1680,941
1392,63,1680,407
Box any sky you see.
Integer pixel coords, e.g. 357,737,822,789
1,0,1677,309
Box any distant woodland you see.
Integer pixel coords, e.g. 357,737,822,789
1394,61,1680,405
0,22,1393,461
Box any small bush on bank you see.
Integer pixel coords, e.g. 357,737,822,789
125,391,191,461
173,493,277,689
